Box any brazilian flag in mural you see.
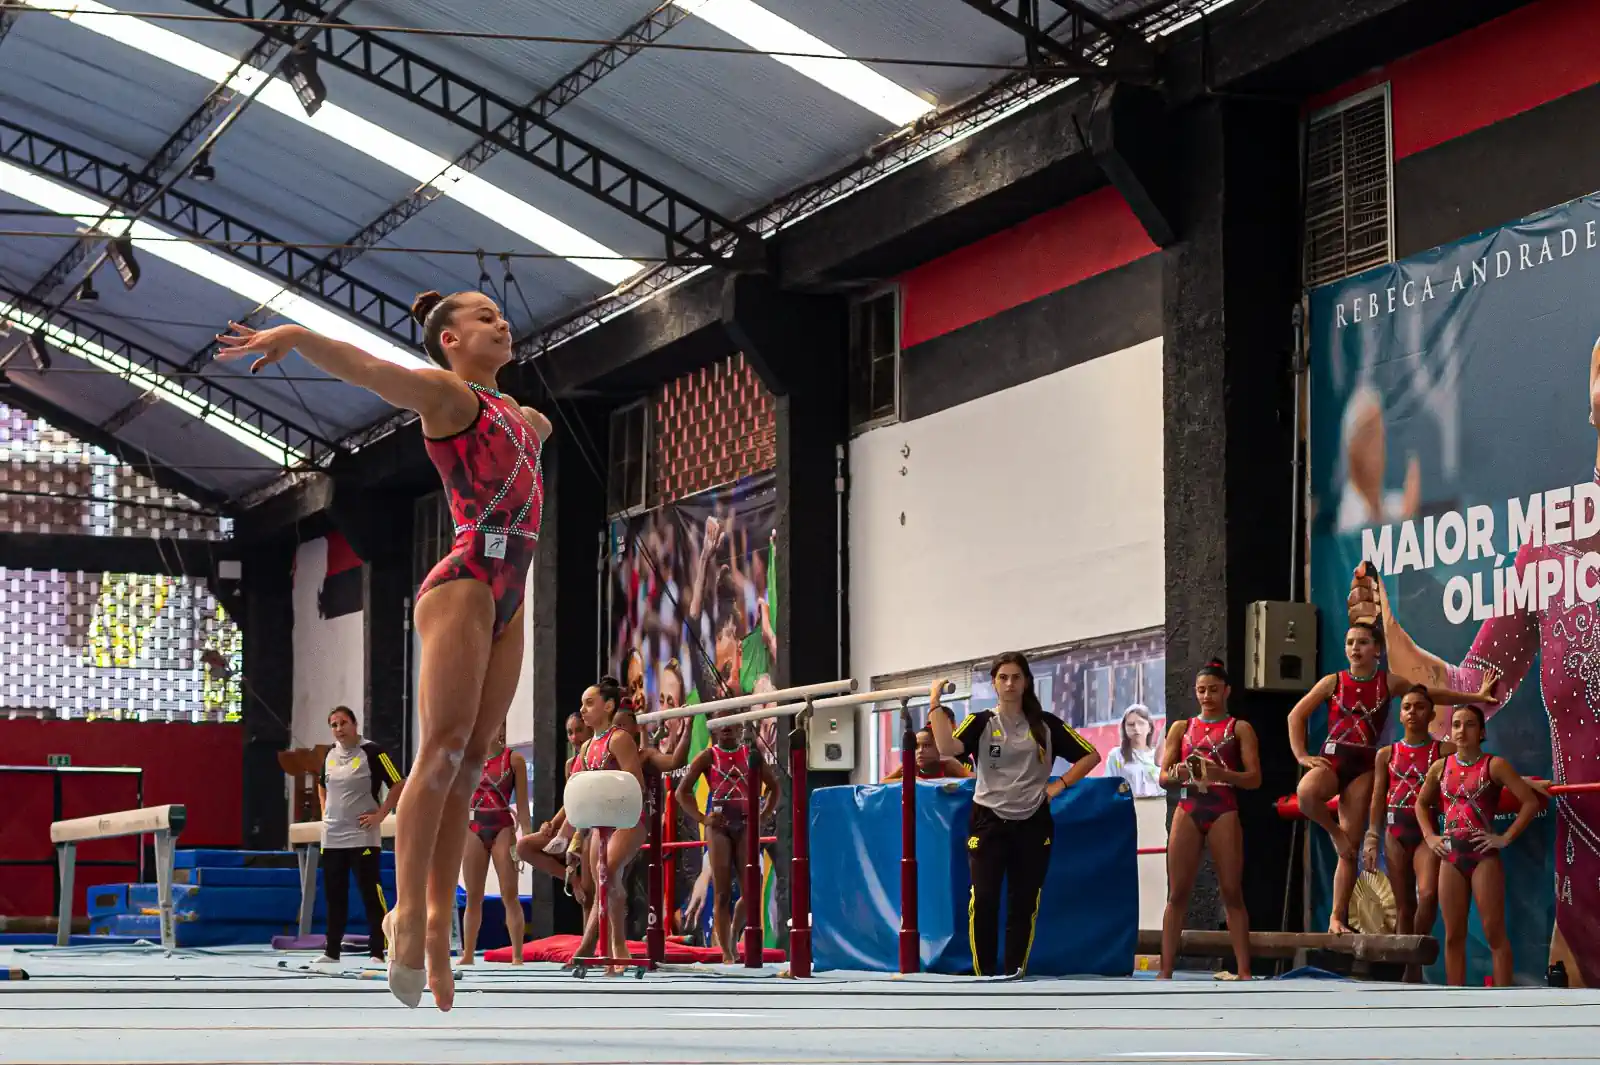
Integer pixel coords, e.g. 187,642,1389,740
610,471,782,947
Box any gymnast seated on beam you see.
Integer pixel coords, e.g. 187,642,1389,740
1287,620,1496,937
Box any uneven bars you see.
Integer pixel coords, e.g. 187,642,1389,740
687,682,958,731
633,678,856,725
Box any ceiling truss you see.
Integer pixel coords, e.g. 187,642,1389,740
181,0,763,268
0,118,423,351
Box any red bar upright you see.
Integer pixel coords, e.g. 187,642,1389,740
741,723,764,968
898,702,920,974
789,713,811,978
645,770,666,966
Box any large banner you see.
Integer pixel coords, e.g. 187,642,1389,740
1308,193,1600,986
607,471,782,946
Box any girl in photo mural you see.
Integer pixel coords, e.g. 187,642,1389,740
1347,335,1600,983
1103,704,1162,798
1288,622,1497,935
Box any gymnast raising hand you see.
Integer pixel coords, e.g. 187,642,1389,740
217,293,551,1010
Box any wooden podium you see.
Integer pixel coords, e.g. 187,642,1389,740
277,746,331,826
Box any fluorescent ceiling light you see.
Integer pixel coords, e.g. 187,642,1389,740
0,300,305,467
0,159,428,370
22,0,640,285
674,0,934,126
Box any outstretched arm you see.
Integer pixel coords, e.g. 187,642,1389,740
216,322,472,429
1389,668,1499,707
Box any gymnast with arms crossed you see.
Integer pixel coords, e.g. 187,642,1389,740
1414,704,1540,986
1287,621,1496,935
1157,660,1260,980
1362,686,1451,981
215,291,552,1010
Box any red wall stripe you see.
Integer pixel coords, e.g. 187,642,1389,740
898,186,1157,348
324,529,362,575
1310,0,1600,159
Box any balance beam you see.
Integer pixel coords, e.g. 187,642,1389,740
288,815,398,942
1136,929,1437,965
52,804,185,950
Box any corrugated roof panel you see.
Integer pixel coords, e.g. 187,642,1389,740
0,24,205,167
109,401,287,496
336,197,609,335
552,17,897,215
341,0,671,108
754,0,1025,106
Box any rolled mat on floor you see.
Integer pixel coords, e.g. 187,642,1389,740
483,934,786,965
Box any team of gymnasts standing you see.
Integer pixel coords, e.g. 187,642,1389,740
1162,584,1540,986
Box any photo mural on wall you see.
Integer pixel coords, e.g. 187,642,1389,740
606,470,781,947
1309,191,1600,986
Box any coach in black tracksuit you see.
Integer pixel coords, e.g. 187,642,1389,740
316,706,404,964
929,652,1100,977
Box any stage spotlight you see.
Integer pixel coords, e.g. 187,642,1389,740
282,49,327,117
25,330,51,372
108,236,140,291
191,147,216,183
76,275,99,303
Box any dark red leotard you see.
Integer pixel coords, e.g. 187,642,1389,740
1324,671,1390,789
1440,753,1502,878
581,727,645,830
470,748,516,850
1385,739,1442,849
1177,715,1241,834
418,383,544,638
706,743,750,836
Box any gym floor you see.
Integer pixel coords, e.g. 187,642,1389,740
2,945,1597,1064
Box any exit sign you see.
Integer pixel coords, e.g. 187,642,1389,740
46,754,71,767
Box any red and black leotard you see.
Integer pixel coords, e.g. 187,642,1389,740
706,742,750,835
470,748,516,850
581,726,645,830
1440,753,1502,877
1324,670,1390,788
1177,715,1241,834
1385,739,1442,849
418,382,544,638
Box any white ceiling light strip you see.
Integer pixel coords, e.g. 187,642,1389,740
674,0,934,126
21,0,640,285
0,300,306,467
0,159,427,370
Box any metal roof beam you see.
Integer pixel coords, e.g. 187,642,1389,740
0,283,341,465
0,530,239,575
23,0,323,302
309,1,695,277
0,118,422,353
953,1,1150,77
181,0,764,267
0,385,231,510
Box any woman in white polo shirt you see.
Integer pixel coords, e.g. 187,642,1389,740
929,652,1100,977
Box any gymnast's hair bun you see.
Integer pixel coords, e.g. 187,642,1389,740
411,290,444,326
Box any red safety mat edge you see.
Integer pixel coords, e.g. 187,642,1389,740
484,934,786,964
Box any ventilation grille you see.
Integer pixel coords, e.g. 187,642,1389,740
649,352,775,507
1304,91,1393,288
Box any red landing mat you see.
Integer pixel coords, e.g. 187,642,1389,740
484,934,786,964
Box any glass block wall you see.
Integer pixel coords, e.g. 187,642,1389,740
0,569,243,721
0,404,232,539
650,353,775,507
